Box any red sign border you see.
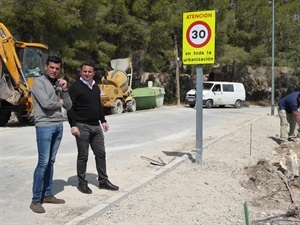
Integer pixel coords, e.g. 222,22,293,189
186,21,211,48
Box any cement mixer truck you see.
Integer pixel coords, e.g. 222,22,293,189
99,58,136,114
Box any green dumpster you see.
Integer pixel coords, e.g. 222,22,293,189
132,87,165,110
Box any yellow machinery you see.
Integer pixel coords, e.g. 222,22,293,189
99,58,136,114
0,22,48,126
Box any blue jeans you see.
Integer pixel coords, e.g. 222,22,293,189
32,124,63,203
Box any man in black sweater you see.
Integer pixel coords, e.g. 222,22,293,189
67,62,119,194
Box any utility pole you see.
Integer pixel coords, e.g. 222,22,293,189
173,30,181,106
271,0,275,116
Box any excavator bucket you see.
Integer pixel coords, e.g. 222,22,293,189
0,74,22,105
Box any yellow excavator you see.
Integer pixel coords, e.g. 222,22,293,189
0,22,48,126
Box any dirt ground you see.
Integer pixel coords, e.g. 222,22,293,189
86,115,300,225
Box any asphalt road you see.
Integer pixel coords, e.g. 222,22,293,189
0,105,271,224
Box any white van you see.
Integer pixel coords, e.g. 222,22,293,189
185,81,246,108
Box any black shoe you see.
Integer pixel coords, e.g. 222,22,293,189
77,183,92,194
287,137,295,142
99,180,119,191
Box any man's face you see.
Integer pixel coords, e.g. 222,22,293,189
80,65,95,82
45,62,62,79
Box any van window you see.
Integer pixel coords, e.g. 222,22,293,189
212,84,221,92
203,83,214,90
222,84,234,92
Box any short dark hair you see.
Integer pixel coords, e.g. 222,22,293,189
80,62,95,70
46,56,62,66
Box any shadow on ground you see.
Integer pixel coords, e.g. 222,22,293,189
162,150,195,163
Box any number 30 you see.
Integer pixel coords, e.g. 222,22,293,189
191,30,206,39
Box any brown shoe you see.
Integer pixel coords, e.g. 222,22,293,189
30,202,45,213
43,195,65,204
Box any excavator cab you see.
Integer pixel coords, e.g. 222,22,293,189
18,46,47,78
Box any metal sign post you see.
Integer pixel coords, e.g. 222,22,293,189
182,10,216,164
195,66,204,164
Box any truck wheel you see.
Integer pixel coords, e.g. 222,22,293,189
16,111,34,125
127,99,136,112
111,99,123,114
189,104,195,108
0,110,12,126
205,100,213,108
234,100,242,108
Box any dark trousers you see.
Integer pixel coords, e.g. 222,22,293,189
75,123,108,184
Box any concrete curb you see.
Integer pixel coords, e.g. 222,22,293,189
65,114,268,225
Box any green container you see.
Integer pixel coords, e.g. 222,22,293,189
132,87,165,110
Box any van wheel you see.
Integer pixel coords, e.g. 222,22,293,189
189,104,195,108
205,100,213,108
234,100,242,108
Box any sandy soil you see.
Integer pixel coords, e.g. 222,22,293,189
86,115,300,225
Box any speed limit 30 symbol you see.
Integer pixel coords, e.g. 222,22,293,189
186,21,211,48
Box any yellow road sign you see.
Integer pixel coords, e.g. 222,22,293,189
182,10,216,65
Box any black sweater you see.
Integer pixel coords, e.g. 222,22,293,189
67,80,106,127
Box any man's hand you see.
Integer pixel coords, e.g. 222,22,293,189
102,122,109,132
58,78,68,92
71,126,80,137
